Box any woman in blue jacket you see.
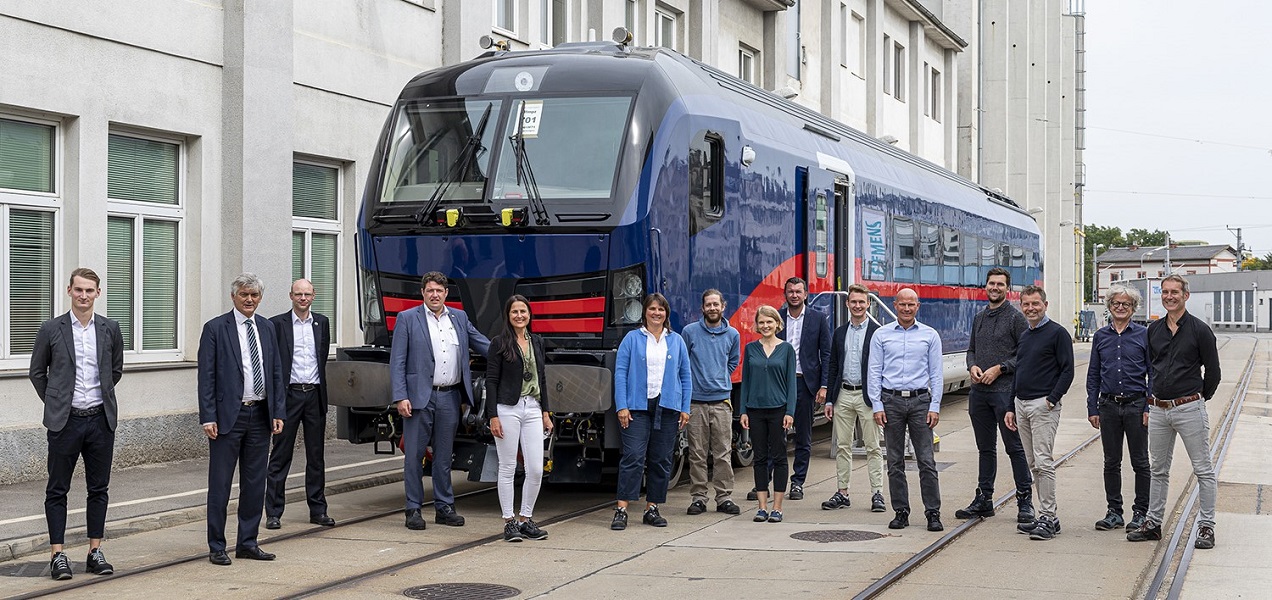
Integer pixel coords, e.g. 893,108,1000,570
610,293,693,531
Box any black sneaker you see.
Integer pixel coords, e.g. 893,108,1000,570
610,508,628,530
435,504,465,527
1127,511,1147,531
687,499,707,515
405,508,427,530
520,519,548,540
1095,511,1125,531
86,548,113,575
716,500,741,515
50,552,72,581
788,484,804,500
888,510,910,529
954,490,995,519
1018,517,1062,535
1016,490,1035,524
1030,516,1058,541
821,491,850,510
746,488,759,501
1195,525,1215,549
503,520,524,542
926,510,944,532
1127,521,1162,542
871,491,886,513
643,505,668,527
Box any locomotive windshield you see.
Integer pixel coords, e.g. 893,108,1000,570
491,96,632,200
379,98,502,204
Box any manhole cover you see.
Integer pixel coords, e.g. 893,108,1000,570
403,583,521,599
790,529,885,543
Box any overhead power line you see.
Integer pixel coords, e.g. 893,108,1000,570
1085,190,1272,201
1088,126,1272,152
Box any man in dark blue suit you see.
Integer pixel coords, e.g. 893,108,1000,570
265,278,334,530
198,273,285,566
777,277,831,500
390,271,490,530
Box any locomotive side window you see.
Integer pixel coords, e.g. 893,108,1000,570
688,131,724,236
962,233,980,285
918,221,939,284
893,217,915,282
941,227,960,285
813,191,828,278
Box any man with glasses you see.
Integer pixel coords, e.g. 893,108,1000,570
1086,285,1150,533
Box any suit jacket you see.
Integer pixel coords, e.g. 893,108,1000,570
826,319,880,407
270,310,331,414
197,311,286,431
778,306,833,396
29,312,124,431
390,306,491,408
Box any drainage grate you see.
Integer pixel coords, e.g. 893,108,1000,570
790,529,885,543
403,583,521,599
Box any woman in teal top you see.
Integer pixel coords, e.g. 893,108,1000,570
738,305,797,523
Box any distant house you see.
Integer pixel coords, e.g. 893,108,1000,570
1093,244,1239,303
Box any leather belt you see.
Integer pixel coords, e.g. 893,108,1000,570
841,384,863,391
883,388,927,398
289,383,319,392
69,405,104,417
1150,393,1201,409
432,384,459,392
1100,393,1144,403
242,399,263,407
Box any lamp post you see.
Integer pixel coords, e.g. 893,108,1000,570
1092,243,1105,303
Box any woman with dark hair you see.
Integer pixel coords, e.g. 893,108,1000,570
485,295,553,542
738,304,796,523
610,293,693,531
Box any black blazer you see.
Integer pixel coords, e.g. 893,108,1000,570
197,311,286,431
270,310,332,413
826,319,880,407
778,306,833,396
484,333,550,414
29,312,124,431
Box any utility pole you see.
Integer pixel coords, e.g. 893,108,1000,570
1164,231,1171,276
1228,225,1244,270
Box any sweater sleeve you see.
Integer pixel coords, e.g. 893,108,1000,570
1002,310,1028,373
615,333,633,412
677,336,693,413
966,312,979,370
1049,325,1075,405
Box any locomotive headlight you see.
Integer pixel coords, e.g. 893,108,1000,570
608,265,646,325
618,273,642,298
360,269,382,324
622,299,642,323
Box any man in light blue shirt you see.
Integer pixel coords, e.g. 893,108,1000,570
868,288,944,532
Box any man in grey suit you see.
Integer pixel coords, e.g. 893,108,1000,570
198,273,285,566
391,271,490,530
29,268,123,580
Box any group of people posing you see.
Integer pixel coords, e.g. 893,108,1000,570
30,265,1221,580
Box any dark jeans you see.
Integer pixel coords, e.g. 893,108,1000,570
616,402,681,504
883,392,940,513
266,387,328,519
46,411,115,544
207,401,271,552
968,388,1032,495
749,408,789,494
403,387,461,509
789,378,815,486
1098,397,1150,516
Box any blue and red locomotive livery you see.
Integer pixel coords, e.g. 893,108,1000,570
329,35,1041,484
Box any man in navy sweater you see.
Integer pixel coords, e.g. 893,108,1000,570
1005,286,1074,541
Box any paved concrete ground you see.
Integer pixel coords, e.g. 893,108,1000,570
1,336,1264,599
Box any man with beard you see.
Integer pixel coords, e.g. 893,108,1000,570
682,289,742,516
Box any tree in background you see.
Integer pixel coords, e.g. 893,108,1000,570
1083,225,1174,303
1242,252,1272,270
1125,228,1169,247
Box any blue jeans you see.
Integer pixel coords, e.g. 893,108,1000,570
617,404,681,504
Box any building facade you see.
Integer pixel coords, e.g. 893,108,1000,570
0,0,1079,481
1093,244,1239,303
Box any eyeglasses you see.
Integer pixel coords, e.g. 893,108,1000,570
1110,301,1133,309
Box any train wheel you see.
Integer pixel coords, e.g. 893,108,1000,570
732,429,753,468
669,430,689,488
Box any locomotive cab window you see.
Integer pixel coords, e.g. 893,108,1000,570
688,131,724,235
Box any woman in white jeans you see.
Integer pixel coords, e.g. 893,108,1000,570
485,294,553,542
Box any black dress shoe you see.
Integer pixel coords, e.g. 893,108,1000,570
310,514,336,527
208,550,232,566
436,504,466,526
234,546,276,561
888,510,910,529
265,516,281,530
405,508,427,530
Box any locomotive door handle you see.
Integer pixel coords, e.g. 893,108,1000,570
649,227,667,293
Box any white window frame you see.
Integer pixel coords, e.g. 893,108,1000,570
852,11,866,77
739,45,757,85
539,0,552,48
493,0,517,37
0,113,62,365
930,67,941,122
923,63,931,116
292,157,344,346
106,128,186,363
882,34,892,95
893,41,905,102
654,6,677,51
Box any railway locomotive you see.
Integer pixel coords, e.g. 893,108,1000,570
328,31,1042,484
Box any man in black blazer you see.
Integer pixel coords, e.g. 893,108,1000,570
198,273,285,566
778,276,832,500
29,268,123,580
822,284,885,512
265,279,334,529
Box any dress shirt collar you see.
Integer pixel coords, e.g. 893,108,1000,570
1028,315,1051,330
292,310,314,325
70,312,96,329
233,308,254,324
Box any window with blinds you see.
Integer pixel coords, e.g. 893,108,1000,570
7,209,55,355
0,118,55,194
292,160,341,339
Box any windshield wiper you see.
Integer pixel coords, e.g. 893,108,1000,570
509,103,551,226
413,103,494,224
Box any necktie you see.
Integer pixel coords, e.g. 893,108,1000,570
245,318,265,397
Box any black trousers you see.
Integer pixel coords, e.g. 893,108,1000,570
46,411,115,545
207,402,271,552
1098,397,1150,516
750,408,789,494
789,378,815,486
266,387,328,519
968,389,1032,495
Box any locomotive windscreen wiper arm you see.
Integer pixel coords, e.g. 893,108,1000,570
509,103,551,226
413,102,493,224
